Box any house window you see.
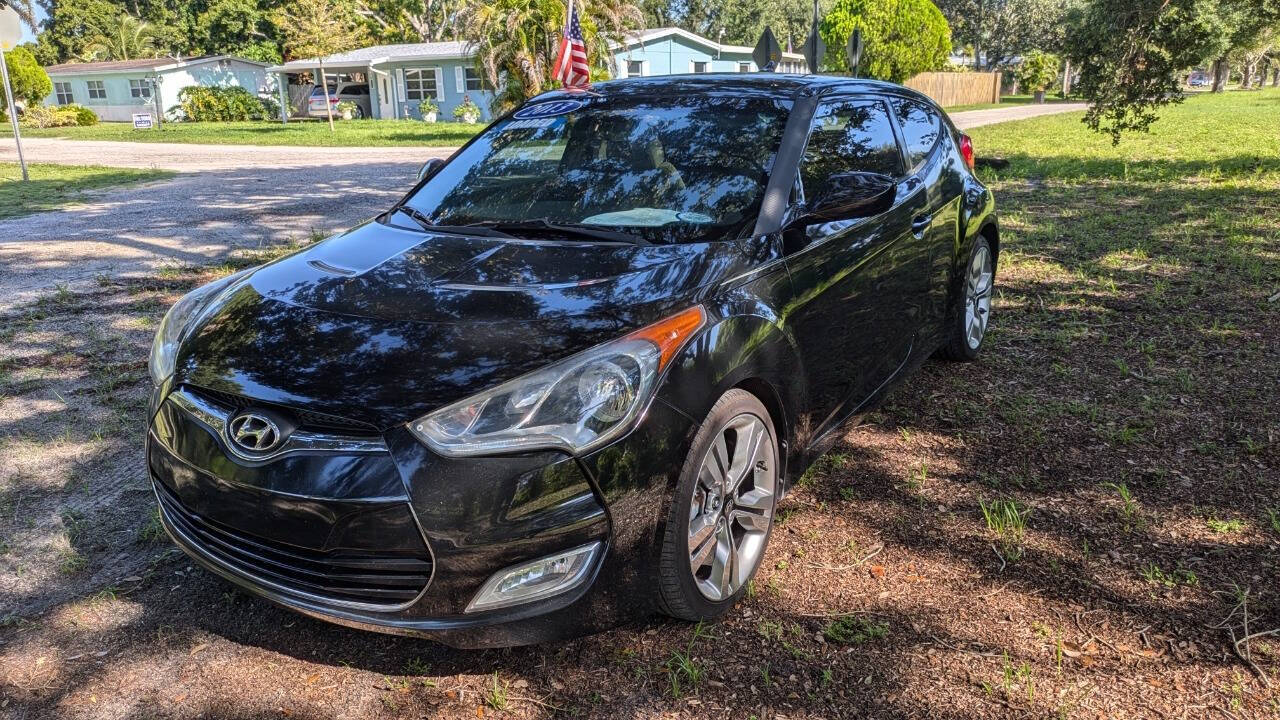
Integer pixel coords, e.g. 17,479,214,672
87,80,106,100
54,82,74,105
691,61,709,73
738,62,752,73
464,67,483,91
129,78,152,99
404,68,438,100
626,60,644,77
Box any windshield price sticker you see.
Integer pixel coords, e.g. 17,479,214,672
513,99,583,119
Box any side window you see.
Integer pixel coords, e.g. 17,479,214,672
799,99,902,196
890,98,941,170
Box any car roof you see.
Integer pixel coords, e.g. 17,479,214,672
537,73,934,105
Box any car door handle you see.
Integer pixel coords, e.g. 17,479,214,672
911,214,933,236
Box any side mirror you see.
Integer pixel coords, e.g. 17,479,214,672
800,171,896,224
416,157,445,183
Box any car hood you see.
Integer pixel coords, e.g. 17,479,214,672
174,220,747,429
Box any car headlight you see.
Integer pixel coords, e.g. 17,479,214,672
410,306,705,456
147,270,249,385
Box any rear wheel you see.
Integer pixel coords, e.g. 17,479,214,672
939,236,994,361
656,389,778,620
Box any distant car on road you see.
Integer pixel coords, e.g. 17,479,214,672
1188,74,1210,88
308,82,371,119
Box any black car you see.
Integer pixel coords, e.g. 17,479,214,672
146,74,997,648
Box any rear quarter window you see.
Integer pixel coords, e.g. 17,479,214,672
890,98,942,170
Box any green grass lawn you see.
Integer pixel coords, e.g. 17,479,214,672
0,163,175,219
0,118,482,147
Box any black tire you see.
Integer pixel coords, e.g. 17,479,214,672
938,235,994,361
656,388,779,621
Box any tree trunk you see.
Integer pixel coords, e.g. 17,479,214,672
1273,65,1280,86
319,59,335,132
1062,58,1072,96
1034,90,1045,103
1211,56,1228,93
1241,60,1255,89
973,0,984,71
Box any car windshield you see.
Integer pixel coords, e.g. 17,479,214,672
398,95,793,244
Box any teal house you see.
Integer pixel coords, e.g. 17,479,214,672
267,42,496,122
610,27,808,77
42,56,274,122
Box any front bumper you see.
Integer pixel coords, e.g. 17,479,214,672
147,384,695,648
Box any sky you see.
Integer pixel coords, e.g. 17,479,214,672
19,5,45,44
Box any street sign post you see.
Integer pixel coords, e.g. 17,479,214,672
847,28,864,77
803,0,824,74
0,6,28,183
752,27,782,72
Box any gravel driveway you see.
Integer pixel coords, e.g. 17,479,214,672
0,160,426,312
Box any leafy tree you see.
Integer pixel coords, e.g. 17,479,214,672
818,0,951,81
934,0,1071,70
677,0,829,47
1,0,38,32
196,0,281,63
31,0,123,64
461,0,642,112
357,0,462,42
80,14,162,60
0,47,51,112
1064,0,1280,140
1014,49,1057,99
273,0,368,130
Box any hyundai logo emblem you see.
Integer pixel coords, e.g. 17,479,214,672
227,412,283,454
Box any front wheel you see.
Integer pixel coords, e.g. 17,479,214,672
939,236,995,361
656,389,778,621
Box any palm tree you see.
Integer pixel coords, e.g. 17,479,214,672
0,0,38,33
461,0,643,112
80,15,161,62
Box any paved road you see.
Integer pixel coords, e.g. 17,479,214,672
0,101,1085,311
950,102,1086,129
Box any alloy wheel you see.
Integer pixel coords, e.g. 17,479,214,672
687,413,776,601
965,244,994,350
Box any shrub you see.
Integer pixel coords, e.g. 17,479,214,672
63,104,99,126
19,104,80,128
1015,51,1060,96
453,95,481,121
819,0,951,83
174,85,272,122
0,48,52,112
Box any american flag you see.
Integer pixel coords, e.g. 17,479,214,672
552,0,591,89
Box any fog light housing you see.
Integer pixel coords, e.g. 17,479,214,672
465,542,601,613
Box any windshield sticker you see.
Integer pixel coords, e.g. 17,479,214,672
503,117,557,131
513,99,584,119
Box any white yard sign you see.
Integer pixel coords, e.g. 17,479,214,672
0,5,28,182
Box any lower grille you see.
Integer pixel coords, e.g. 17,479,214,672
155,482,431,610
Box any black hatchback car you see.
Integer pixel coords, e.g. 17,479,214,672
146,74,997,648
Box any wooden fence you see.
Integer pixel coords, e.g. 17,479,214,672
904,72,1002,107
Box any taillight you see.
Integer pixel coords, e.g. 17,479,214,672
959,134,975,170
